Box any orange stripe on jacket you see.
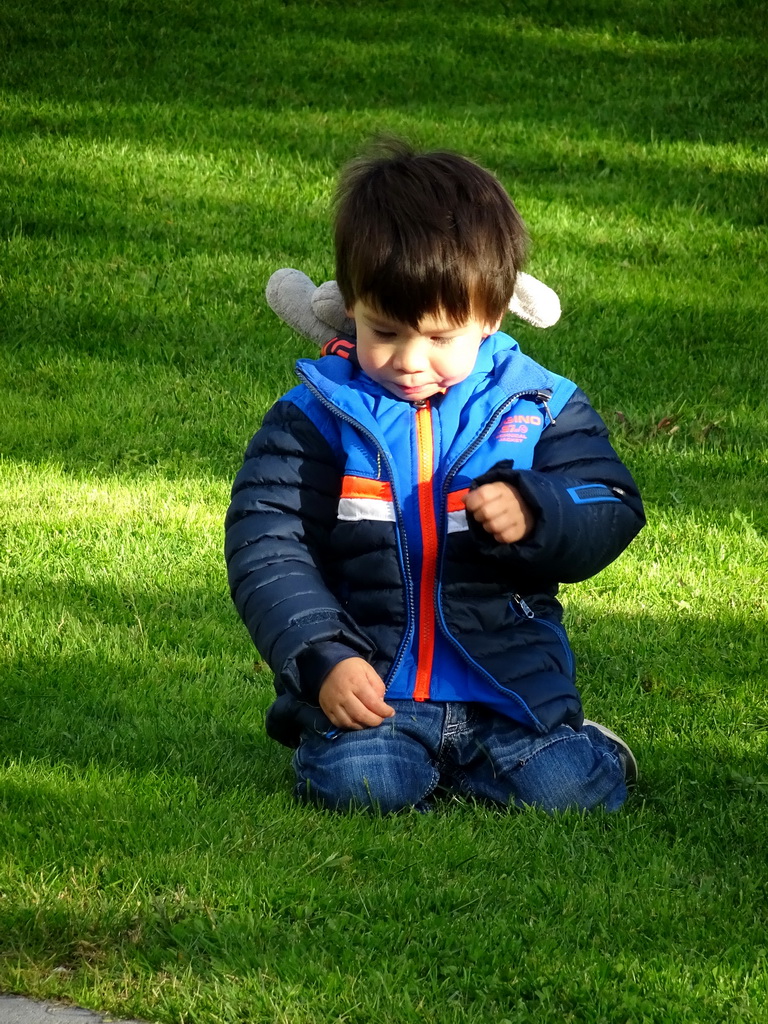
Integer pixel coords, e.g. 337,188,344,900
446,488,469,513
340,475,393,501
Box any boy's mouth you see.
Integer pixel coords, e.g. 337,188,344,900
393,379,436,393
394,384,438,400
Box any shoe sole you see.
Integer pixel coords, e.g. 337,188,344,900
582,719,639,787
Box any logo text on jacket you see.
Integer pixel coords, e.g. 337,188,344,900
494,413,543,443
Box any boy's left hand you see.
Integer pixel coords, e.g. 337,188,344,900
464,482,534,544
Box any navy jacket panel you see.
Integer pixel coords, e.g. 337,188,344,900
225,395,377,700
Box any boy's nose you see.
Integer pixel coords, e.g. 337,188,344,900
393,341,428,372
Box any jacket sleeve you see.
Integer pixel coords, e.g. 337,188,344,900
225,398,375,698
468,388,645,583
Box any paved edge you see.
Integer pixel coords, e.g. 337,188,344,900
0,993,150,1024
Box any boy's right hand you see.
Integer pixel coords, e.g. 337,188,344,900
319,658,395,730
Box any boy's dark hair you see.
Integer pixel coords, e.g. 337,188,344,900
334,138,528,327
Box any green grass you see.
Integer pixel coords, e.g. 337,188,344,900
1,1,767,1021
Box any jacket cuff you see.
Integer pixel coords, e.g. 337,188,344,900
296,641,362,701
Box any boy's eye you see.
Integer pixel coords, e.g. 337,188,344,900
372,329,396,339
431,336,453,346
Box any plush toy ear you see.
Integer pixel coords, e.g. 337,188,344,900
266,267,561,346
265,269,338,346
509,272,561,329
311,280,356,336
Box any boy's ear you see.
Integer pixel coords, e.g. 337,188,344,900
483,316,503,337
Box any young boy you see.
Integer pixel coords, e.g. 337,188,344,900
226,140,645,813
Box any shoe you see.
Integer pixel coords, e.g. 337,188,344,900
582,720,638,787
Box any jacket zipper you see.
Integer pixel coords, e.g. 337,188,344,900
413,400,438,701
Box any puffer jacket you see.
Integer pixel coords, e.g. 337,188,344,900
225,331,645,748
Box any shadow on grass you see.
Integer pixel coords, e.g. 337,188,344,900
2,0,765,150
0,625,287,802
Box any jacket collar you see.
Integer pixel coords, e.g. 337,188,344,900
297,331,553,410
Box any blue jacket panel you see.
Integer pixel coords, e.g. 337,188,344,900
225,331,645,747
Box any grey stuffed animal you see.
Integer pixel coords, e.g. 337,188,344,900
266,268,561,346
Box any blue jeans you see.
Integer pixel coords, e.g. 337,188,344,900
293,700,627,814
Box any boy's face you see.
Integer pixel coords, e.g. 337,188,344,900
349,300,501,402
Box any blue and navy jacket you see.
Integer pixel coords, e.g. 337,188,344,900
225,331,645,748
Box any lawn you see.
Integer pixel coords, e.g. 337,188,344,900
1,1,767,1021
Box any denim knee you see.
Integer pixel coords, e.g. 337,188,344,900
506,729,627,813
464,723,627,813
293,722,439,814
